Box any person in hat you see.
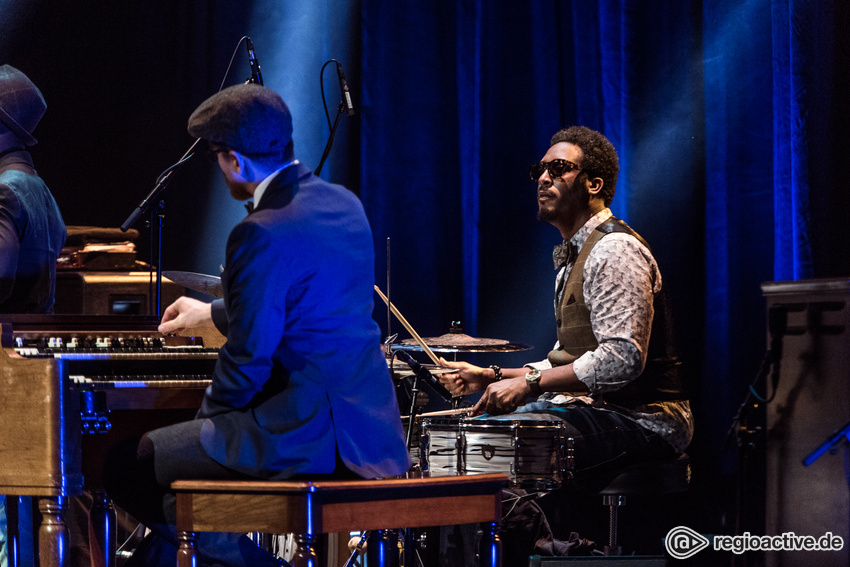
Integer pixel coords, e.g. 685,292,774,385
0,65,66,567
103,83,409,567
0,65,66,313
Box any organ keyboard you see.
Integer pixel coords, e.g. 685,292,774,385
0,314,222,567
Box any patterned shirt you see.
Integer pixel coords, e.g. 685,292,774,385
531,209,694,452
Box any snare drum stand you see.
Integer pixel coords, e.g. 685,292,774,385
403,365,423,450
392,347,431,567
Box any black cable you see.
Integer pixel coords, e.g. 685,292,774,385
148,36,247,187
319,59,340,131
220,36,250,92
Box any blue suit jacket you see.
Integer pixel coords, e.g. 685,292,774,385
200,163,409,479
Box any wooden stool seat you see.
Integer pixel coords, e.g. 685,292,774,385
172,472,508,567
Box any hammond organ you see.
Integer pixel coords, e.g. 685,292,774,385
0,314,222,567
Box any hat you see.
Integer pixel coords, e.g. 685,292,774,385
0,65,47,146
187,83,293,155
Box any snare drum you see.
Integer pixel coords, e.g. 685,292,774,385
405,409,472,468
420,418,574,491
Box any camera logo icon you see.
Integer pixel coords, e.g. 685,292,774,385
666,526,710,559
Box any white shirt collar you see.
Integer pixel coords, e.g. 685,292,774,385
250,159,299,209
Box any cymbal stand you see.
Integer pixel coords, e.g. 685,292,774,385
382,335,419,450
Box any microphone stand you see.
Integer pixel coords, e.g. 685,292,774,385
120,138,201,317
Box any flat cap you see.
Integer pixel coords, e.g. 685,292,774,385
0,65,47,146
187,83,293,155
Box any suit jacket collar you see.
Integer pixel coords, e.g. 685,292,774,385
251,162,313,214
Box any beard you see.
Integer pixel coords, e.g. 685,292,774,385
536,175,590,223
223,173,252,201
537,202,559,222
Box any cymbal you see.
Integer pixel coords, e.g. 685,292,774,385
163,271,223,298
397,332,532,353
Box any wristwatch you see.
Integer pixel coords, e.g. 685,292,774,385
525,368,542,396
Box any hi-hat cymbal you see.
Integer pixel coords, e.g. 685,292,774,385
397,332,532,353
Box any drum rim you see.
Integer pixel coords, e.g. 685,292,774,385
420,417,567,428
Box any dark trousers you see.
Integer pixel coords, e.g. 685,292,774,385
461,401,679,564
486,400,677,477
102,419,284,567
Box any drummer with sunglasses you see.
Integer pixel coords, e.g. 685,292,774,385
439,125,693,477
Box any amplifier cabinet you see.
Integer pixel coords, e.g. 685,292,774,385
761,278,850,567
55,271,184,316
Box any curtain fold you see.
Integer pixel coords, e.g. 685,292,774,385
771,0,813,280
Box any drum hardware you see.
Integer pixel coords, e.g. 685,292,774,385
393,349,455,453
375,285,453,456
394,350,453,401
343,531,370,567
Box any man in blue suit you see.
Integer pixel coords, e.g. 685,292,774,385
105,83,409,567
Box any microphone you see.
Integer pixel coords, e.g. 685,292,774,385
246,38,263,86
336,62,355,116
394,350,452,401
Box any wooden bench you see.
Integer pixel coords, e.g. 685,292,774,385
172,472,509,567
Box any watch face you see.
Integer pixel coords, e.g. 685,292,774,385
526,368,541,381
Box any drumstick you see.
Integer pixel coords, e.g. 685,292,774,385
374,285,441,366
417,407,471,418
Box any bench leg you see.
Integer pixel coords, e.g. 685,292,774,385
37,497,68,567
479,521,501,567
89,490,116,567
292,533,318,567
176,530,196,567
5,495,18,567
366,530,399,567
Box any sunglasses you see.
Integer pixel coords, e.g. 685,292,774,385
529,159,583,181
